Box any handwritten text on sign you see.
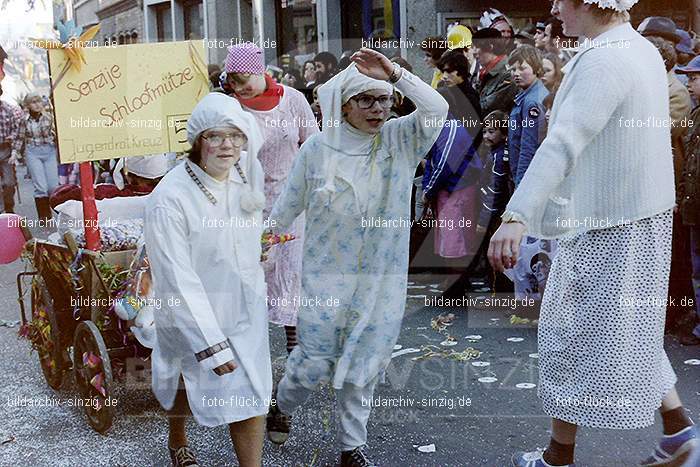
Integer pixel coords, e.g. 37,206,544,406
49,41,208,163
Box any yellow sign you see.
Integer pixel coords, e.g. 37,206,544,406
48,40,209,163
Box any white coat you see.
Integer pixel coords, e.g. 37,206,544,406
144,157,271,427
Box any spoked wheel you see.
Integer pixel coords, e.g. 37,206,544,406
73,321,114,434
31,277,70,390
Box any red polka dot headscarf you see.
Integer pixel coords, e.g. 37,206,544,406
225,42,265,74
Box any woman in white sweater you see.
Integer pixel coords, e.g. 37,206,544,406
488,1,698,466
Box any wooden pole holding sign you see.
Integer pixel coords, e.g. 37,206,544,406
79,163,101,251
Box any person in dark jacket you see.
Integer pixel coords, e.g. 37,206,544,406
472,27,519,115
477,110,512,234
676,56,700,345
436,50,482,122
507,45,548,186
422,50,483,297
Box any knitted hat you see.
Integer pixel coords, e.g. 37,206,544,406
582,0,639,12
225,42,265,74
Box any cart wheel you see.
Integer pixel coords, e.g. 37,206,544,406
73,321,114,434
31,277,69,390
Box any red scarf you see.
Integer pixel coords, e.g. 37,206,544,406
479,55,505,82
235,74,284,111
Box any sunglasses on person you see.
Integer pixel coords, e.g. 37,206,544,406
202,131,248,147
351,94,395,110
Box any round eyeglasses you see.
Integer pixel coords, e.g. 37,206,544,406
352,94,395,110
202,132,247,147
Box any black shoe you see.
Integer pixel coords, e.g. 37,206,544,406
266,401,291,445
168,445,199,467
340,447,377,467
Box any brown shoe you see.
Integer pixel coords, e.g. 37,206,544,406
169,445,199,467
266,401,291,445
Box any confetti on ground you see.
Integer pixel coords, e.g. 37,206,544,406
391,348,421,359
412,345,481,362
464,334,482,340
529,353,539,359
510,314,532,325
684,359,700,366
416,326,428,330
393,345,402,350
478,377,498,383
431,313,455,332
515,383,536,389
507,337,525,342
471,361,490,367
414,444,436,453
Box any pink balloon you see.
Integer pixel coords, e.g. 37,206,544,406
0,214,27,264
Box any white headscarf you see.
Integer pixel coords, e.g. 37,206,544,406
316,63,394,194
113,153,170,190
186,92,265,212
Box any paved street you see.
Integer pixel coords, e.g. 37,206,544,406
0,167,698,467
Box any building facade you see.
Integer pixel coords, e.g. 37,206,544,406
96,0,143,45
66,0,697,80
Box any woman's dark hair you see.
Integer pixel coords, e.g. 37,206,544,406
421,36,448,62
314,51,338,70
284,68,303,86
437,49,471,81
545,17,566,41
543,92,556,110
187,135,203,165
483,110,509,135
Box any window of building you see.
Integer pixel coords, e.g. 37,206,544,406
155,3,173,42
183,0,203,40
275,0,317,69
341,0,400,53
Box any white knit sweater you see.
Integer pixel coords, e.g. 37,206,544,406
504,22,675,239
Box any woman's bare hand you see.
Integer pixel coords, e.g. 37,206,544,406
487,222,527,272
351,48,395,81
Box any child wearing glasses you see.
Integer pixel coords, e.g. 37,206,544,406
266,48,448,466
144,93,270,467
